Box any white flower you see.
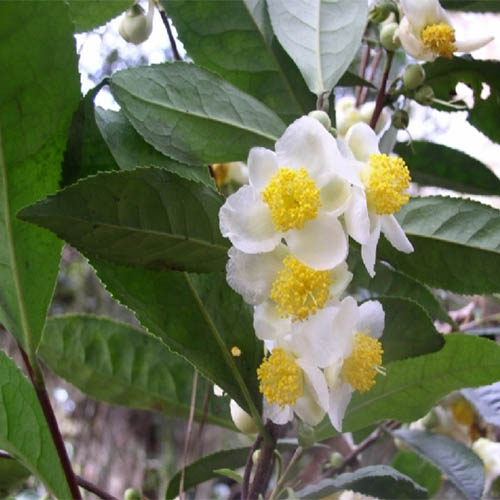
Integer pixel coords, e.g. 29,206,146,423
257,335,331,426
118,0,154,45
230,400,258,434
226,244,352,340
396,0,493,61
212,161,249,187
473,438,500,492
336,96,390,137
291,297,385,432
219,116,359,270
342,122,414,277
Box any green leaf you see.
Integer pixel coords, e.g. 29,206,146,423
38,314,234,429
394,141,500,195
62,83,118,187
166,443,297,499
19,168,229,273
392,451,442,498
267,0,368,95
348,248,451,323
376,297,444,364
424,57,500,143
441,1,500,12
0,1,80,352
462,381,500,426
213,468,243,484
296,465,427,499
91,260,262,415
0,456,31,498
110,62,286,165
95,108,214,187
394,430,484,500
161,0,315,123
67,0,134,32
0,351,72,498
316,335,500,438
378,196,500,294
337,71,376,89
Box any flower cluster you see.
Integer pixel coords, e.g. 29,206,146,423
219,115,413,431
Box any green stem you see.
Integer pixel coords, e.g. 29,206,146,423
268,446,304,500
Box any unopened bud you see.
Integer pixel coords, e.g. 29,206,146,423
329,451,343,468
230,400,258,435
403,64,426,90
252,449,261,465
414,86,435,106
124,488,142,500
119,0,154,45
391,110,409,130
380,22,400,52
308,110,331,130
369,1,396,23
298,421,317,448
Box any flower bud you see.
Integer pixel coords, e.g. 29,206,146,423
369,0,396,24
252,449,261,465
391,110,409,130
230,400,258,435
124,488,142,500
414,85,435,106
329,451,343,468
298,421,317,448
119,0,154,45
403,64,426,90
380,22,400,52
308,110,332,130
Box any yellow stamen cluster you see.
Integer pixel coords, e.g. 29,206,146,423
231,346,242,357
212,163,229,187
257,349,303,408
261,167,321,231
362,154,411,215
421,23,456,59
341,332,383,393
270,255,332,321
451,399,475,427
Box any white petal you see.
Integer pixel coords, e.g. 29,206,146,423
264,400,293,425
400,0,444,32
358,300,385,340
226,245,287,306
455,36,494,54
343,186,370,245
327,381,353,432
330,261,352,301
253,302,292,341
297,360,329,413
331,297,359,359
397,17,437,61
219,185,281,254
286,212,348,270
345,122,380,163
361,215,381,277
275,116,340,182
319,175,352,215
248,147,279,191
380,215,414,254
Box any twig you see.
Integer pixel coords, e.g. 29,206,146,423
154,0,182,61
268,446,304,500
369,51,394,130
18,345,82,500
355,45,371,107
359,48,383,106
179,370,198,500
461,313,500,332
242,434,263,499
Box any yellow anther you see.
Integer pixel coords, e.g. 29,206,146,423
257,349,303,408
270,255,332,321
421,23,456,59
342,332,384,393
261,167,321,231
451,398,475,427
231,346,242,357
361,154,411,215
212,163,229,187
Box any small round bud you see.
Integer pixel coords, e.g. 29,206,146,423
230,400,258,435
414,85,435,106
380,23,400,52
124,488,142,500
329,451,343,468
391,110,409,130
403,64,426,90
252,450,261,465
119,1,154,45
298,421,317,448
369,1,396,23
308,110,331,130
